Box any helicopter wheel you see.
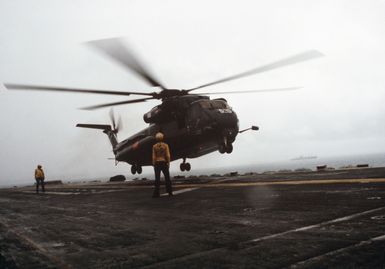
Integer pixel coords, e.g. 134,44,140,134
180,160,191,172
180,163,185,172
131,165,137,175
219,144,226,154
225,144,233,154
185,162,191,171
137,165,142,174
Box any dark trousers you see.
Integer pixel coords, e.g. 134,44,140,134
154,161,172,195
35,178,45,193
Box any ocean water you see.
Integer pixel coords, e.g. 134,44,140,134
1,153,384,188
192,152,385,176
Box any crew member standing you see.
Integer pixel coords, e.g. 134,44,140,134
34,164,45,194
152,132,173,197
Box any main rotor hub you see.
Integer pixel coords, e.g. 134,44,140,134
154,89,189,100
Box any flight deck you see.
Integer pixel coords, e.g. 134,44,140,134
1,168,385,268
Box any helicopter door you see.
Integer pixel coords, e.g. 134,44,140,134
186,102,205,133
175,111,186,129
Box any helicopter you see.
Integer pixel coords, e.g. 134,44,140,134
4,38,323,174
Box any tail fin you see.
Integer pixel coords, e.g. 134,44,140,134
76,124,118,148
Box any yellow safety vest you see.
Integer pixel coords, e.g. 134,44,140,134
35,168,45,179
152,142,171,165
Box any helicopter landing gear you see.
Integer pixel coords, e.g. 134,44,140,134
225,143,233,153
219,143,233,154
137,165,142,174
219,144,226,154
219,136,233,154
131,164,142,174
180,158,191,172
180,162,191,171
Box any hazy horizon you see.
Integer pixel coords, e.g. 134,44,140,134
1,0,384,186
2,151,384,188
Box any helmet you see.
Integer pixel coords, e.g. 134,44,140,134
155,132,164,141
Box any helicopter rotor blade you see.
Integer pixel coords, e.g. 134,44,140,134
187,50,323,91
109,108,122,133
117,115,122,132
108,109,123,133
196,86,303,95
87,38,166,89
80,97,154,110
4,83,154,97
109,109,117,131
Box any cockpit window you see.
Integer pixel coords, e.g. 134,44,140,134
198,100,228,109
211,100,228,109
198,101,211,109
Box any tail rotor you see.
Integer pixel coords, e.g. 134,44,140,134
76,109,122,149
109,109,122,134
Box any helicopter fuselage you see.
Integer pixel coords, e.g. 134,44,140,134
113,95,239,169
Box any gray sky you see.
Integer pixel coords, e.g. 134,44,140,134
1,0,385,186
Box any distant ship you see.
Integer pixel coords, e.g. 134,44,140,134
291,155,318,161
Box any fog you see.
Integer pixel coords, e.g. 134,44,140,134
1,0,384,186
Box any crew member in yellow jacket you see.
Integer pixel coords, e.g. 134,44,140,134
34,164,45,194
152,132,173,197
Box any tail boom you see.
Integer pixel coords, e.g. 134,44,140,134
76,123,118,148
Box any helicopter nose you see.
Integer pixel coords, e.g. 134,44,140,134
215,109,239,132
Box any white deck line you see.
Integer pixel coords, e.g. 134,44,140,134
140,206,385,268
22,191,82,195
22,187,199,196
289,234,385,268
0,219,72,269
22,189,128,195
160,187,200,196
250,206,385,243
